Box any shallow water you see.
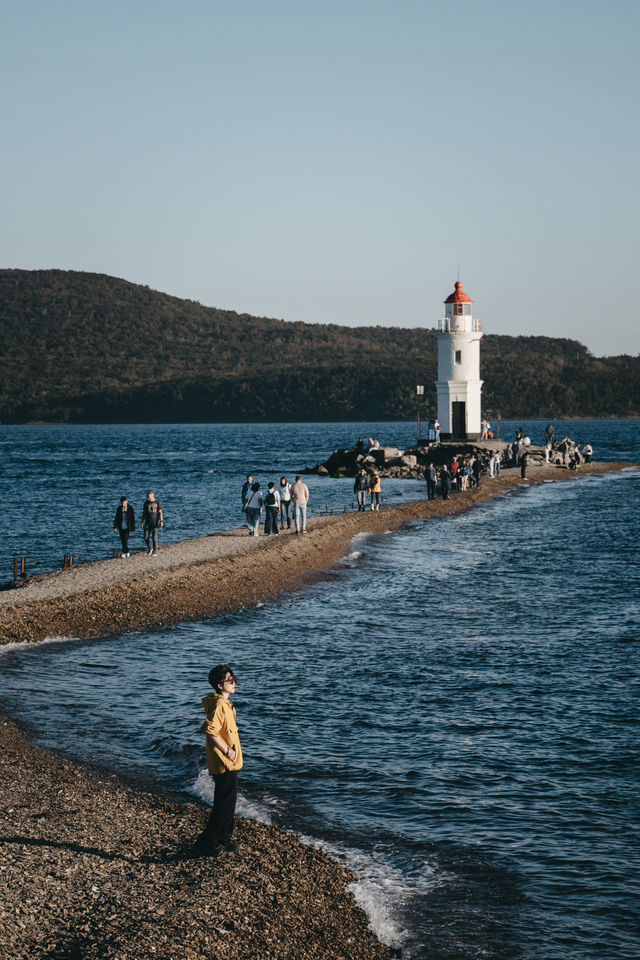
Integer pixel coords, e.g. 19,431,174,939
0,420,639,959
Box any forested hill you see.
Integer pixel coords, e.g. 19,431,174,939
0,269,638,422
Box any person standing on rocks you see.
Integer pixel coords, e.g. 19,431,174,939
520,450,529,479
113,496,135,557
193,664,243,856
290,474,310,533
354,468,369,511
545,424,554,447
141,490,163,556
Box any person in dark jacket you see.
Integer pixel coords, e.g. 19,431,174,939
440,466,451,501
141,490,163,555
425,462,437,500
114,496,135,557
354,468,369,511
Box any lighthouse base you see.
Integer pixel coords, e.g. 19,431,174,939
440,432,481,442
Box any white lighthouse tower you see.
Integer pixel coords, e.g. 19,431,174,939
435,280,483,440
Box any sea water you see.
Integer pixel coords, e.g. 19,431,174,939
0,420,638,959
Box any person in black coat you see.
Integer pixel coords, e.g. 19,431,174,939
114,496,135,557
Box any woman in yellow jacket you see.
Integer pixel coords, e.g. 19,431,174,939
369,472,381,511
193,664,243,856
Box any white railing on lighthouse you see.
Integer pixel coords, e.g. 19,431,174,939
437,316,482,333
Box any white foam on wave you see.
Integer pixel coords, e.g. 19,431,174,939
190,765,439,950
0,634,80,656
190,768,280,824
296,832,441,950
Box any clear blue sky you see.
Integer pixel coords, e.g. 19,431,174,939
2,0,638,356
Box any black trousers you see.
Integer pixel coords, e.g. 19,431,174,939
118,528,130,552
264,506,279,535
204,770,238,845
426,480,436,500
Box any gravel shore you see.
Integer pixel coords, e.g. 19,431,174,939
0,460,631,959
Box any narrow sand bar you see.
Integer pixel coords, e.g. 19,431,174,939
0,460,633,960
0,460,630,646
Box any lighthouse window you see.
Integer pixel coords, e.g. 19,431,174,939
455,350,462,364
453,304,463,315
463,304,471,315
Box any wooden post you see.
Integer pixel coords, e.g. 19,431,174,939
20,557,26,579
13,558,18,583
69,555,74,568
63,554,68,568
113,548,118,558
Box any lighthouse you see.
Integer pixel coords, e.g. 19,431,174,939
435,280,483,440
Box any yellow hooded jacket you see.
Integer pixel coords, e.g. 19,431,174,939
201,692,243,775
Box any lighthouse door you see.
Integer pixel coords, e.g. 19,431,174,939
452,402,466,438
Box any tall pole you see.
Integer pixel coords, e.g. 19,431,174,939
416,385,424,446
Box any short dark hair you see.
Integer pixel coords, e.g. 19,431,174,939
208,664,236,691
120,496,128,504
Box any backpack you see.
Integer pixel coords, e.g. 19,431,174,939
267,490,277,506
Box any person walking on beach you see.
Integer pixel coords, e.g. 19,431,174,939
241,474,253,518
244,481,263,536
193,664,243,857
290,474,310,533
141,491,163,555
425,462,437,500
354,468,369,511
113,496,135,557
369,472,381,510
264,482,280,535
279,476,292,530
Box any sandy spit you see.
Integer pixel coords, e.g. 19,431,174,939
0,460,631,646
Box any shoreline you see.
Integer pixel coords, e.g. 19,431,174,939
1,460,635,959
0,460,633,646
0,708,394,960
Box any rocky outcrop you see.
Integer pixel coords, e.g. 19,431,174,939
303,441,547,479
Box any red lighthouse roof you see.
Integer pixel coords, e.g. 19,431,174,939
444,280,473,304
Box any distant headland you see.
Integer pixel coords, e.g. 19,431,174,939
1,268,639,424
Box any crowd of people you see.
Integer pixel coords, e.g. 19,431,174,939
241,474,310,535
111,428,595,556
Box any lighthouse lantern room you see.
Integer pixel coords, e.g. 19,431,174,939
435,280,484,440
